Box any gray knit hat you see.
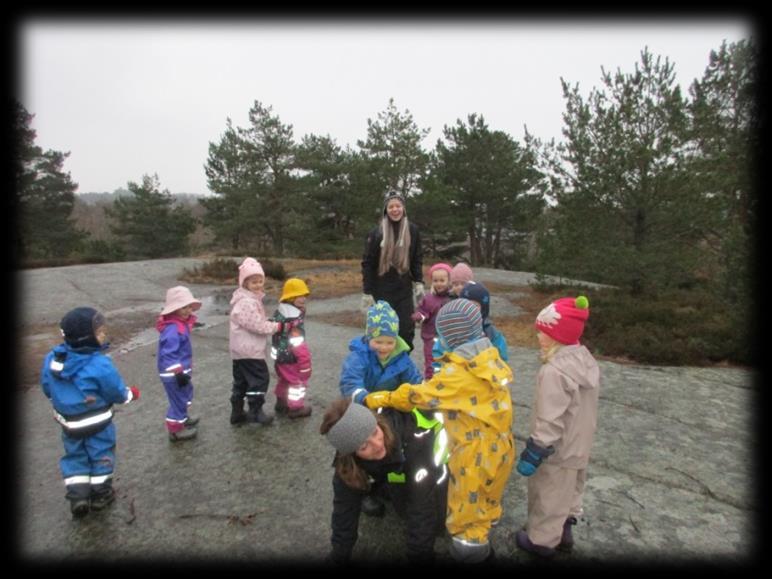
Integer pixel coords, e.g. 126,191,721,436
326,403,377,455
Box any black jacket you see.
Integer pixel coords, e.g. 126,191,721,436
361,221,423,299
329,408,447,563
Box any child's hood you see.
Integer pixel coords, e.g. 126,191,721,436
548,344,600,389
230,286,264,307
49,344,98,380
155,313,196,334
277,302,302,319
449,337,512,383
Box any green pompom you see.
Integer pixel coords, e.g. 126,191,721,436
575,295,589,309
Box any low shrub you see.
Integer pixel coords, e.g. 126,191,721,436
181,257,286,284
529,282,748,366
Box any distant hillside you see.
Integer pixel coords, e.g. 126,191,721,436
76,190,209,205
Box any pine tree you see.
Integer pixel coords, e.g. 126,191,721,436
13,99,85,260
106,174,195,258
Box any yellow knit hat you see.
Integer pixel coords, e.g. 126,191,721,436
280,278,310,302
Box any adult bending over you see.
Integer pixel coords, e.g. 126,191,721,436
320,398,448,565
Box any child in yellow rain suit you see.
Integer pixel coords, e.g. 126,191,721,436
365,298,515,563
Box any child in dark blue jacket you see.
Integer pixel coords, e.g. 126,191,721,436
339,300,423,405
41,307,140,518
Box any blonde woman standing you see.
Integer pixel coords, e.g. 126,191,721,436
361,190,424,351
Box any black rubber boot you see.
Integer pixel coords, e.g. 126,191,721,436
230,399,247,425
247,402,273,425
557,516,577,551
90,487,115,511
70,498,90,519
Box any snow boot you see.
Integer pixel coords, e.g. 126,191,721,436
185,414,200,427
247,403,274,426
169,425,198,442
90,488,115,511
287,406,312,419
70,498,90,519
230,400,247,425
557,516,577,552
274,398,289,415
515,529,556,558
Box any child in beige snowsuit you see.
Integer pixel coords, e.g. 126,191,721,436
515,295,600,557
365,298,515,564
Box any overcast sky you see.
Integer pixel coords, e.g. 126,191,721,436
19,18,752,195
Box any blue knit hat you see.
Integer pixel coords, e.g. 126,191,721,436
435,298,484,350
366,300,400,339
459,281,490,320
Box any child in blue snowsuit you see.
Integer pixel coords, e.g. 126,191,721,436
432,280,510,375
339,300,423,405
41,307,140,518
156,286,202,442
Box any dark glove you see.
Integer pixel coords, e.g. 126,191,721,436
129,385,141,401
516,436,555,477
175,372,191,388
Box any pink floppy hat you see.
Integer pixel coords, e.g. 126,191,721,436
161,286,202,316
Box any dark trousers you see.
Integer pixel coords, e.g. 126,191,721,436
231,358,270,407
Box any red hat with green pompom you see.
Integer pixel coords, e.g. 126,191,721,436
535,295,590,345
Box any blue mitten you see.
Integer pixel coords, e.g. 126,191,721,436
516,437,555,476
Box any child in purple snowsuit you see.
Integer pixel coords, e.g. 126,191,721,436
156,286,202,442
411,262,453,379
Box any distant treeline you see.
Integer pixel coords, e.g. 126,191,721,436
13,40,758,364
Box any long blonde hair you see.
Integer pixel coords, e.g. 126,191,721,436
378,215,411,277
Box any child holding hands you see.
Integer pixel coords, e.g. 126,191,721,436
270,278,313,418
515,296,600,557
410,262,452,379
229,257,283,426
365,298,515,563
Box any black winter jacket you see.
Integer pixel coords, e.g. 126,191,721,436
361,221,423,300
329,408,447,563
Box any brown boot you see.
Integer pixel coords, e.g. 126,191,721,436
287,406,312,419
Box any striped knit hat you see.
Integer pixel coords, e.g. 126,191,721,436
435,298,484,350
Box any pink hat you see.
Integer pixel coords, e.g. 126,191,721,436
429,262,452,277
450,262,474,285
161,286,202,316
535,296,590,345
238,257,265,288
